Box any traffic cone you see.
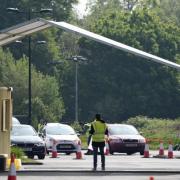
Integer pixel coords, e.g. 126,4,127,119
104,139,110,155
76,141,83,159
149,176,154,180
168,141,173,159
144,140,149,158
159,140,164,156
51,140,58,158
8,153,16,180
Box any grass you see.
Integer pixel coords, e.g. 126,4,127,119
127,116,180,149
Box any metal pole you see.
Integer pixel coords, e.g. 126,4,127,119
75,61,78,122
28,8,32,125
28,36,32,125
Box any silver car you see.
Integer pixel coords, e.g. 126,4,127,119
42,123,81,155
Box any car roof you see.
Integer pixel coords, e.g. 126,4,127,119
46,123,70,127
12,124,32,128
12,117,20,124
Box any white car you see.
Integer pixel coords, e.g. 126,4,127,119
12,117,20,124
41,123,81,155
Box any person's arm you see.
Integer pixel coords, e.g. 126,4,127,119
89,124,94,135
105,128,108,135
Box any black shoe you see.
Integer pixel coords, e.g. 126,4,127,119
85,150,93,155
101,167,105,171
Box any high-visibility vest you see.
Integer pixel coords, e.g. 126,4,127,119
38,123,43,132
92,120,107,142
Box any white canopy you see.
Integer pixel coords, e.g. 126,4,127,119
0,18,180,71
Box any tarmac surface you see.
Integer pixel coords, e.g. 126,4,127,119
2,150,180,173
1,150,180,180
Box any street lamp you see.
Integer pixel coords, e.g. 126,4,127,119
68,55,87,123
7,7,52,125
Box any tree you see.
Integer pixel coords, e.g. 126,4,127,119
0,48,65,126
76,7,180,121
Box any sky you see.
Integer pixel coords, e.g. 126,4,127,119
73,0,89,18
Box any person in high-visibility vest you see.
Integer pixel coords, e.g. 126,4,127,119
38,119,46,133
89,114,108,171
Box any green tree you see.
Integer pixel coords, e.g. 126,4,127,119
0,48,65,125
77,8,180,121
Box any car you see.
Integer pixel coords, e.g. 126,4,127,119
12,117,20,124
108,124,145,155
41,123,81,155
11,124,46,159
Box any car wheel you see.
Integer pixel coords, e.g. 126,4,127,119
28,154,34,159
127,152,133,155
38,154,45,159
66,152,71,155
140,151,144,155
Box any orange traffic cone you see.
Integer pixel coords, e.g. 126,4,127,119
168,141,173,159
76,141,83,159
8,153,16,180
104,139,110,155
51,140,58,158
159,140,164,156
144,140,149,158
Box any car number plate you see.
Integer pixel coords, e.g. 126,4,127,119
23,147,32,151
125,144,137,147
60,145,71,148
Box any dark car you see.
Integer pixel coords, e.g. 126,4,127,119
11,124,46,159
41,123,81,155
108,124,145,155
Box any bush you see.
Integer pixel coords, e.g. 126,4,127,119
11,146,25,159
126,116,180,149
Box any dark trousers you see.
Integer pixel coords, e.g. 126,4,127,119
92,145,105,168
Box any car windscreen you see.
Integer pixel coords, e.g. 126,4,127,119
11,126,37,136
46,125,75,135
108,125,139,135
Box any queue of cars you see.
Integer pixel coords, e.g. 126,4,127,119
11,117,146,159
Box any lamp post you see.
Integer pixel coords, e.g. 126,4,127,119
68,56,87,123
7,7,52,125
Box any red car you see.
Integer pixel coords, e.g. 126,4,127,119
108,124,145,155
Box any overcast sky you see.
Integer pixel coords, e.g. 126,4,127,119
73,0,88,18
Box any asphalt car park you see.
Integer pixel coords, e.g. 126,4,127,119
13,150,180,172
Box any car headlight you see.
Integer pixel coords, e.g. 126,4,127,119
11,143,17,147
139,139,145,143
73,139,81,145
